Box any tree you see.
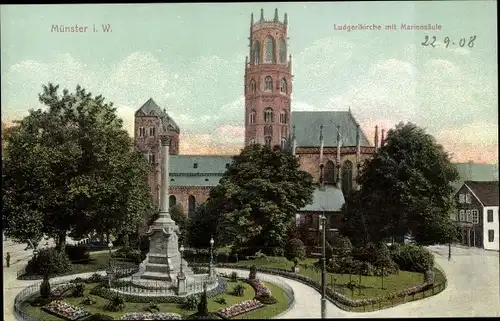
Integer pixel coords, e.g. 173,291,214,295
170,204,187,243
284,238,306,264
186,203,220,249
341,122,459,246
206,144,314,252
2,83,153,250
374,243,393,289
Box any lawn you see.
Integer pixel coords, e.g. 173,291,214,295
20,279,290,320
231,256,424,300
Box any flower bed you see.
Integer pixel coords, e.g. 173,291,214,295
43,300,90,320
52,284,76,297
215,299,264,319
120,312,182,320
245,278,272,297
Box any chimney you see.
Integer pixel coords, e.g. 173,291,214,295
381,129,385,147
374,125,379,150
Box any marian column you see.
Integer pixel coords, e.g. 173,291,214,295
159,135,171,220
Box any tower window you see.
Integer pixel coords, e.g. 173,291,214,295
149,127,156,136
282,126,288,138
264,136,272,148
249,109,256,124
249,138,256,145
264,36,276,64
250,79,256,93
253,40,261,65
281,137,287,149
279,39,287,64
280,79,287,93
280,111,288,124
264,76,273,92
264,125,273,136
193,162,198,169
139,127,146,137
148,153,156,164
264,107,274,123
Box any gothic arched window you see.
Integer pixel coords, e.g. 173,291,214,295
264,76,273,91
280,78,287,93
264,107,273,123
280,111,288,124
188,195,196,218
264,36,275,64
342,160,354,195
282,126,288,138
249,138,256,145
169,195,176,208
279,39,287,64
325,160,336,185
253,40,261,65
249,109,256,124
264,136,272,148
264,125,273,136
250,79,256,93
281,137,287,149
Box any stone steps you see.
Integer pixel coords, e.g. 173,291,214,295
140,271,174,281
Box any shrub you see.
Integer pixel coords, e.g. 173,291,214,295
284,238,306,262
197,287,208,315
249,265,257,280
105,295,125,312
232,284,246,297
230,271,238,282
255,295,278,305
147,302,160,313
25,248,72,277
390,244,434,272
82,296,96,305
65,244,90,263
40,276,51,298
72,283,85,297
183,295,200,310
214,297,227,305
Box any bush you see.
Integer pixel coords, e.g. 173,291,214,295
255,295,278,305
390,244,434,272
232,284,246,297
40,276,51,298
249,265,257,280
183,295,200,310
214,297,227,305
147,302,160,313
82,296,97,305
197,288,208,315
113,246,141,263
284,238,306,262
72,283,85,297
230,271,238,282
65,244,90,263
105,295,125,312
25,248,72,277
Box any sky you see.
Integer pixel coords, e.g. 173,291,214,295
1,2,498,163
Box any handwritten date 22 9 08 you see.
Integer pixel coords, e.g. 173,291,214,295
421,35,476,48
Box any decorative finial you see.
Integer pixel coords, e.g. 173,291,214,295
292,124,296,138
320,124,324,141
274,8,279,21
251,12,254,24
284,13,288,24
260,8,264,21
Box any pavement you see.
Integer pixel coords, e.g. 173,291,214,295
3,242,500,320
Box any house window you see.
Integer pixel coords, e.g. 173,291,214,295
148,153,156,164
264,108,273,123
264,136,272,148
487,209,494,222
264,76,273,91
459,210,465,221
488,230,495,242
459,194,465,203
465,210,471,222
149,127,156,136
249,110,256,124
465,193,471,204
472,209,479,224
139,127,146,137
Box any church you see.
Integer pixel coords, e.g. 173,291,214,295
134,9,383,230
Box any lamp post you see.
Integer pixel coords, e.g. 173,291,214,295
179,244,185,276
319,214,327,319
209,236,214,277
107,241,113,288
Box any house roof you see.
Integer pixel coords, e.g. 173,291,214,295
291,111,372,148
464,181,499,207
299,186,345,212
451,163,499,194
136,98,180,133
170,155,233,175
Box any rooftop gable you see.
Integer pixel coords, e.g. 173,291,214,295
464,181,499,207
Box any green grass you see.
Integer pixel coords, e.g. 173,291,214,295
20,279,290,320
231,256,424,300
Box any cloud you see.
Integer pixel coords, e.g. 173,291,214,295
180,124,245,155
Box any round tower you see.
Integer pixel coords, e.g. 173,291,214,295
244,8,292,149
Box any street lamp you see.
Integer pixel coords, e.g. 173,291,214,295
179,244,185,276
319,214,327,319
33,249,39,259
107,241,113,288
209,236,214,276
108,241,113,268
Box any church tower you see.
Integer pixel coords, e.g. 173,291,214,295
244,8,292,149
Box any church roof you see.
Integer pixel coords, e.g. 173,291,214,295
136,98,180,133
169,175,223,187
170,155,233,175
299,186,345,212
291,111,372,148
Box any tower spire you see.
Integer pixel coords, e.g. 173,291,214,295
292,124,297,156
260,8,264,21
274,8,279,21
250,12,254,25
284,13,288,24
374,125,379,149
